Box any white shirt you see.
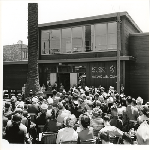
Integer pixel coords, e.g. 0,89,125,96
56,127,78,144
138,114,149,124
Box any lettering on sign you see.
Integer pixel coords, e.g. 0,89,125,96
91,65,116,79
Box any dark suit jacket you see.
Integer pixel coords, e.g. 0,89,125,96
27,104,40,115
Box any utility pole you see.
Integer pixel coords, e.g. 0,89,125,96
117,12,121,95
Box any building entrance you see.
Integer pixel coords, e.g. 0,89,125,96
57,73,70,92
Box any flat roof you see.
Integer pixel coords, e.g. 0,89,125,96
38,11,142,32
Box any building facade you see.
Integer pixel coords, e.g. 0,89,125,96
3,12,149,102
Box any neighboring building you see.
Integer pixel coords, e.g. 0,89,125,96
3,12,149,102
3,41,28,61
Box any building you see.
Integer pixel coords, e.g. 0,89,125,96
3,12,149,102
3,41,28,61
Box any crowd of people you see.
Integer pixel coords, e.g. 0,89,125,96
2,85,149,144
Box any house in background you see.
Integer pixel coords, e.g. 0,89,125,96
3,40,28,61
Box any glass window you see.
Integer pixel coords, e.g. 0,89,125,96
95,23,107,51
72,26,83,52
62,28,71,53
41,29,60,54
50,29,60,54
85,25,94,51
108,22,117,49
41,30,50,54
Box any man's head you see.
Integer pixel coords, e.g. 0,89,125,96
136,97,143,105
111,105,118,116
40,103,48,113
126,96,132,105
12,113,22,127
103,115,110,126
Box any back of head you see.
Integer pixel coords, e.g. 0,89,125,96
80,113,90,128
126,96,132,104
103,115,110,122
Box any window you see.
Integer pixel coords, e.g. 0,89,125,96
62,28,71,53
95,23,107,51
72,26,83,52
41,29,60,54
85,25,94,51
108,22,117,49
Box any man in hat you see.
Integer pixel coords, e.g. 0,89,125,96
122,96,139,132
36,103,48,126
110,105,123,131
27,97,40,115
5,113,29,144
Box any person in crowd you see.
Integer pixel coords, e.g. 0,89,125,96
131,98,137,107
56,114,78,143
122,96,139,132
27,97,40,115
110,105,123,131
136,119,149,145
22,111,28,127
77,113,94,143
98,115,123,140
136,97,143,111
43,109,58,133
52,90,60,108
137,105,149,124
56,102,71,128
26,90,33,104
3,102,12,118
36,103,48,126
90,108,104,137
4,113,30,144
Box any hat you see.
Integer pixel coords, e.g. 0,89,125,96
15,108,23,114
95,93,99,97
142,105,149,116
47,97,53,104
17,93,22,97
41,103,48,110
32,97,38,103
136,97,143,104
74,100,78,105
101,87,105,90
12,113,22,122
92,108,102,117
109,86,114,91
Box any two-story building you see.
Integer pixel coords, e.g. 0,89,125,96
3,12,149,102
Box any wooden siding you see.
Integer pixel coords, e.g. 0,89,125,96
3,64,28,90
127,34,149,103
122,17,140,56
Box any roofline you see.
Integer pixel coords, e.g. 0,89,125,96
3,61,28,65
130,32,149,36
38,11,142,32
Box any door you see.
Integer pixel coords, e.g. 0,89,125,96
70,73,77,87
58,73,70,92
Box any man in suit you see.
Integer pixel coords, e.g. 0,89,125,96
122,96,139,132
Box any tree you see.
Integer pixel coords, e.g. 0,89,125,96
25,3,40,97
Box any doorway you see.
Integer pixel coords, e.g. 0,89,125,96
58,73,70,92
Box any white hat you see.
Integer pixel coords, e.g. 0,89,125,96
109,86,114,90
41,103,48,110
32,97,38,103
47,97,53,104
136,97,143,104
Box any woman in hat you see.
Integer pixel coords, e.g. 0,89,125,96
137,105,149,125
56,114,78,143
90,108,104,137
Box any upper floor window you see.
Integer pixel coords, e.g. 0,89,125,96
72,26,83,52
41,29,60,54
62,28,71,53
40,22,117,55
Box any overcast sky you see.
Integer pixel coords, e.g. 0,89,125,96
0,0,149,45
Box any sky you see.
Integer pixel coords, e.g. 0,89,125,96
0,0,149,46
